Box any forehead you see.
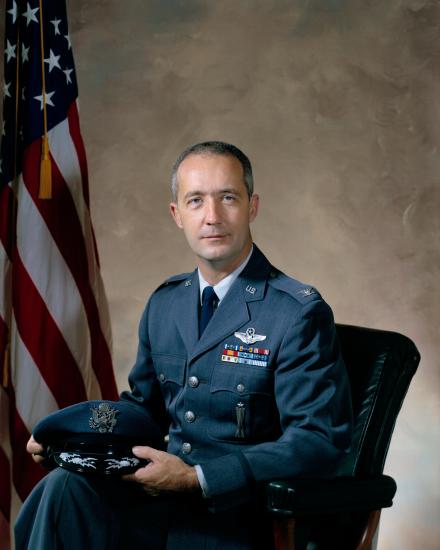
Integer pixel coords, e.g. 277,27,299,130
176,153,245,192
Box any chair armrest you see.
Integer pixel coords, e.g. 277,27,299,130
266,475,397,517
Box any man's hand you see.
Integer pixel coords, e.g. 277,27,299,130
123,446,200,496
27,435,46,464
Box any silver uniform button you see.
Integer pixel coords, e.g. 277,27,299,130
184,411,196,423
182,442,192,454
188,376,199,388
236,383,245,393
158,373,165,382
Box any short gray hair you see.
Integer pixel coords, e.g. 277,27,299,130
171,141,254,201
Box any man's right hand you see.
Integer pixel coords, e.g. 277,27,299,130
27,435,46,464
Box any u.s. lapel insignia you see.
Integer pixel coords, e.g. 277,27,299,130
245,285,256,295
184,280,192,287
89,403,119,433
234,327,266,345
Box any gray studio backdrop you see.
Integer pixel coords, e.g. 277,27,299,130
1,1,439,548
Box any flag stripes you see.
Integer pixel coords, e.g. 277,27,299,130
0,387,12,550
9,390,46,502
10,317,58,433
0,1,119,543
16,171,101,398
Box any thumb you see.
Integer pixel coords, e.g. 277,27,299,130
132,445,162,461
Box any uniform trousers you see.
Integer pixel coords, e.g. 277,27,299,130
15,467,275,550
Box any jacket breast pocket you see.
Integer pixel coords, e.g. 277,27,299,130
208,364,278,443
152,354,186,414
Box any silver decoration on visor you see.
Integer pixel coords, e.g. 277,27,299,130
104,457,141,471
59,452,98,469
234,327,267,345
89,403,119,433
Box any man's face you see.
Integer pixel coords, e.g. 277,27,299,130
170,153,259,272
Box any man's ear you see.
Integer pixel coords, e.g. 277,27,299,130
249,194,259,223
169,202,183,228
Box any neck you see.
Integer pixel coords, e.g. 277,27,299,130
197,243,253,286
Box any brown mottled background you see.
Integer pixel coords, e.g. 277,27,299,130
1,0,439,548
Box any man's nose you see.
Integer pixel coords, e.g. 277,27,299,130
205,199,222,224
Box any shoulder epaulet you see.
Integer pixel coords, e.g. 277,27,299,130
154,272,192,293
267,269,322,304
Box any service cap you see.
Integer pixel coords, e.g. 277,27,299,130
33,400,164,475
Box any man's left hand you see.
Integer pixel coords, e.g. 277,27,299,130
123,446,200,496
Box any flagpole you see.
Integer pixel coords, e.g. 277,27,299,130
38,0,52,199
2,4,22,390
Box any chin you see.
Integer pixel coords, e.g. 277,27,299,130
197,244,232,263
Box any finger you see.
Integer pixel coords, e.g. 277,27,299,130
26,435,44,455
121,455,155,484
131,445,162,460
122,463,153,484
31,453,47,465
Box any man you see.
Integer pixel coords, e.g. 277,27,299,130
17,141,352,549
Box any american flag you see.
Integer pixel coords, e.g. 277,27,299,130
0,0,118,544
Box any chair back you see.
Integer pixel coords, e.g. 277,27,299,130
336,324,420,476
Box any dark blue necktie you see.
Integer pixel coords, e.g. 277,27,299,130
199,286,218,337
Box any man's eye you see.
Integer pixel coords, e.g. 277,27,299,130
188,198,202,206
223,195,236,202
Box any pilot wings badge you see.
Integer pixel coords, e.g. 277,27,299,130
234,327,266,345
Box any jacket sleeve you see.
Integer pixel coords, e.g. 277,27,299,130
199,298,353,512
119,301,169,437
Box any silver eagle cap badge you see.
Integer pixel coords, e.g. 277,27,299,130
89,403,119,433
234,327,267,345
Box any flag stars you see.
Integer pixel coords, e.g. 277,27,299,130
63,68,74,84
3,81,11,98
34,90,55,110
44,49,61,72
8,0,18,23
22,86,26,101
64,34,71,49
22,43,30,63
5,40,16,62
51,17,62,35
22,2,39,26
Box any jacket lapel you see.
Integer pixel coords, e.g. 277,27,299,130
189,246,272,361
172,270,200,355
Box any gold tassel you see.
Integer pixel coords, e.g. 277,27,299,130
39,135,52,199
38,0,52,200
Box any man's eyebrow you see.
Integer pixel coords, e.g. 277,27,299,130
218,188,240,195
183,188,241,200
183,190,205,200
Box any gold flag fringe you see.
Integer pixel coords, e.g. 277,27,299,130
38,0,52,199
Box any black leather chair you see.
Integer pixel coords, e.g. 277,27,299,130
266,324,420,550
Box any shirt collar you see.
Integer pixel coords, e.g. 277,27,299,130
198,245,254,304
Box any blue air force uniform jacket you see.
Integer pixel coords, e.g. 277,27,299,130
121,246,352,542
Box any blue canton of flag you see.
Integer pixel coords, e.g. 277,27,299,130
1,0,78,188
